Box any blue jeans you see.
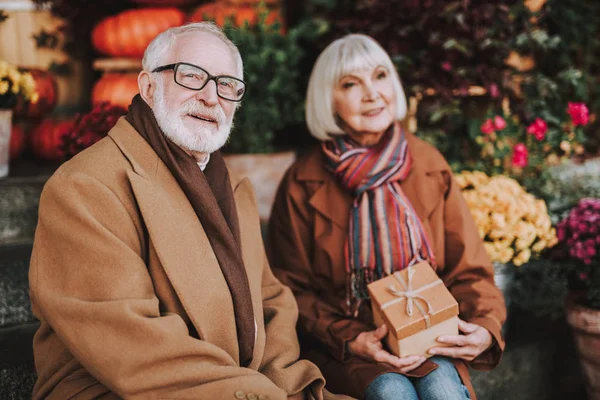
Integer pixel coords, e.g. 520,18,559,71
364,356,471,400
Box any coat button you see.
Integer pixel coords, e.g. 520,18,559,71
235,390,246,399
247,394,258,400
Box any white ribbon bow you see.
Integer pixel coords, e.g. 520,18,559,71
381,266,442,328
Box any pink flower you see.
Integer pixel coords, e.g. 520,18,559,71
489,83,500,99
526,118,548,141
480,119,495,134
493,116,506,130
441,61,452,71
567,102,589,126
579,272,588,281
511,143,528,167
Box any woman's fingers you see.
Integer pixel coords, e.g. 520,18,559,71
372,324,388,341
373,350,424,369
436,334,469,347
428,345,478,360
372,349,399,365
458,318,479,334
399,356,427,374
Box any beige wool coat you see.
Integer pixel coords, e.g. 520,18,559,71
266,132,507,400
29,118,347,400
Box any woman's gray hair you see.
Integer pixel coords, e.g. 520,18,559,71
305,33,407,141
142,22,243,79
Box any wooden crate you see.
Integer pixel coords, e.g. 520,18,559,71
0,0,87,112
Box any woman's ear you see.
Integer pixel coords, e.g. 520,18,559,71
138,71,155,107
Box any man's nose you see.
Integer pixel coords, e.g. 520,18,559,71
195,79,219,106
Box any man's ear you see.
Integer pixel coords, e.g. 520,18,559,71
138,71,155,106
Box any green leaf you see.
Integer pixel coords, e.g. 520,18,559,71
442,38,472,56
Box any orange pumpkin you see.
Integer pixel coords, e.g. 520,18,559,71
30,119,75,163
92,74,139,109
14,68,58,120
189,2,282,27
132,0,197,6
9,123,26,161
92,8,185,58
223,0,279,5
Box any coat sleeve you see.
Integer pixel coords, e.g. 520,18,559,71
258,250,326,399
29,171,289,400
439,170,507,370
266,170,373,364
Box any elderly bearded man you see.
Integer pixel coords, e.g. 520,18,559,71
28,22,349,400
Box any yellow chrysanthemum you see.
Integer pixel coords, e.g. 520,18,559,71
498,247,515,264
513,249,532,266
455,171,557,265
0,61,39,105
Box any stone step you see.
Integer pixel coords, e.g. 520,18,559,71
0,159,55,246
0,243,37,373
0,244,36,328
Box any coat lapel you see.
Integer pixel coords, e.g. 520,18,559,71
309,179,352,229
109,119,240,364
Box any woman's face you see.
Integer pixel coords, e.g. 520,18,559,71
333,64,397,145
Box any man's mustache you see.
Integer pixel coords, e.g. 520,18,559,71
180,101,226,125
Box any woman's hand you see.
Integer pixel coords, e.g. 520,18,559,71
347,324,426,373
428,318,493,361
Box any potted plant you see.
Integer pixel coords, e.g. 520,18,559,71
218,8,318,222
454,170,558,308
556,198,600,399
0,60,38,178
467,102,590,192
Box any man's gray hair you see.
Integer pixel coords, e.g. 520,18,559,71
142,22,243,79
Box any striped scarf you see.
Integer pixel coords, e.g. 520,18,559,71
322,122,436,307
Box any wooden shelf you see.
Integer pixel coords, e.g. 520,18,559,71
93,58,142,72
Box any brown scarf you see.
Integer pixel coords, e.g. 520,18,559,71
126,94,255,367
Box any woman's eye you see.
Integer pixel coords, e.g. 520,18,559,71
342,81,356,89
376,71,387,80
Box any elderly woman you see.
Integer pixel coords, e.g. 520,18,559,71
266,34,506,400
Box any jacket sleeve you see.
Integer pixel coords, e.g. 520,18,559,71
258,250,326,399
29,171,289,400
266,170,373,364
439,171,507,370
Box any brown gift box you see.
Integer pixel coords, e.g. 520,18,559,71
367,262,459,358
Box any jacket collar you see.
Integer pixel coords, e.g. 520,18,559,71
295,132,448,230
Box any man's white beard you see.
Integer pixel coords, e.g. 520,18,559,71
151,80,233,154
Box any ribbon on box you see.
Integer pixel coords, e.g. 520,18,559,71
381,266,443,328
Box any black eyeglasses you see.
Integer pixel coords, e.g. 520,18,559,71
152,62,246,102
